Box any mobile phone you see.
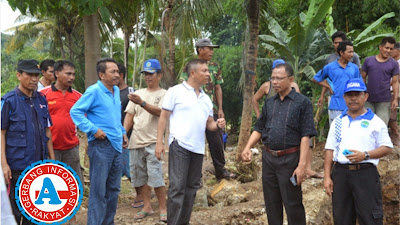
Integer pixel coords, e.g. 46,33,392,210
290,175,297,186
128,87,134,94
342,149,353,155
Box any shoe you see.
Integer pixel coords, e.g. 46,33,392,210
160,213,167,223
134,211,154,220
218,170,236,180
131,200,144,208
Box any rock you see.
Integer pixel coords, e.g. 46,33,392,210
194,187,209,208
210,179,248,206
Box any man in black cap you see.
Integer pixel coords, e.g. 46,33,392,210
1,59,55,224
179,38,234,180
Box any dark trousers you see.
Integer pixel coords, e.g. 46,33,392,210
205,114,226,179
167,140,203,225
9,170,35,225
331,164,383,225
261,150,306,225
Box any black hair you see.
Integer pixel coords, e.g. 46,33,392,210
380,37,396,46
331,31,347,42
96,58,118,79
117,63,126,79
185,58,208,76
53,60,75,80
337,40,353,56
274,63,294,77
40,59,55,71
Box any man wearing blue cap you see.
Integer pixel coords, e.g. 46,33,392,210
323,78,392,225
1,59,55,224
123,59,167,222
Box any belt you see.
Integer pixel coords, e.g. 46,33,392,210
263,146,300,157
334,162,375,171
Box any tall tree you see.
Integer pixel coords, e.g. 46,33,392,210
236,0,260,160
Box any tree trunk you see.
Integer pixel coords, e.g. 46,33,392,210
132,13,139,88
236,0,260,161
160,0,176,88
123,29,130,78
83,13,101,89
66,32,73,61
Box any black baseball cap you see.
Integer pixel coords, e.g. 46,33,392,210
195,38,219,48
17,59,42,74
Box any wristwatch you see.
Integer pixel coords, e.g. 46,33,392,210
364,151,370,160
140,101,146,108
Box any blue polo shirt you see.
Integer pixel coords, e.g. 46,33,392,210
70,80,126,152
314,60,361,110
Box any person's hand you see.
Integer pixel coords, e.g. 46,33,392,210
155,142,165,161
293,164,306,185
218,109,225,119
241,148,252,162
128,93,143,105
391,98,398,111
216,118,226,129
94,129,107,139
2,162,11,185
346,149,365,163
122,134,128,148
317,96,324,106
323,177,333,197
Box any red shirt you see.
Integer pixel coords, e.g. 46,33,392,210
41,84,82,150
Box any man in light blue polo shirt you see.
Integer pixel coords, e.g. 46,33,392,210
312,40,361,124
70,58,128,225
155,59,226,225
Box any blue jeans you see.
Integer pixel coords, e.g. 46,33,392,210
87,138,122,225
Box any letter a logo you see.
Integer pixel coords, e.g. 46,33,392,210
34,177,62,205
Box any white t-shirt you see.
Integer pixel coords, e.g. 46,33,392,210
162,81,213,155
125,88,166,149
325,109,393,166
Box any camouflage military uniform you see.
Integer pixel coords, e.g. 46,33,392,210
179,61,223,114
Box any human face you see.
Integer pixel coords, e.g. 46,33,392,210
344,91,368,113
390,48,400,59
143,72,161,88
198,47,214,61
17,71,40,94
340,45,354,63
271,67,293,94
379,42,394,60
55,65,75,88
99,62,119,89
333,37,343,51
191,63,210,86
42,66,55,82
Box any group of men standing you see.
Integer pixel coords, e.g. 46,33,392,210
1,33,398,225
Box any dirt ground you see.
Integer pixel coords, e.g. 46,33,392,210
73,135,400,225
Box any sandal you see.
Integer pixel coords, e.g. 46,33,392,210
131,200,144,208
160,213,167,223
134,211,154,220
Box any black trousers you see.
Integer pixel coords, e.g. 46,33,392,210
167,140,203,225
9,170,35,225
261,150,306,225
331,164,383,225
205,114,226,179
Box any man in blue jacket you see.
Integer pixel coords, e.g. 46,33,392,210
70,58,128,225
1,59,55,224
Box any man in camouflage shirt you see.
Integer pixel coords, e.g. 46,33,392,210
179,38,234,180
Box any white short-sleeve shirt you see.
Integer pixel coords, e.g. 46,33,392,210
325,109,393,166
162,81,213,154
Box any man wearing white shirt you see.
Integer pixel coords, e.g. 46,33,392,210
155,59,226,225
323,78,392,225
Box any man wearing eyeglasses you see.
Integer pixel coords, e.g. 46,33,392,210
312,40,362,124
241,63,316,225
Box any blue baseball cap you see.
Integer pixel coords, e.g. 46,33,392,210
272,59,285,69
141,59,161,73
344,78,367,93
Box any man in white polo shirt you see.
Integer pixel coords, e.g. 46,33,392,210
323,78,392,225
155,59,226,225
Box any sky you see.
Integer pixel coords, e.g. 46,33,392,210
0,0,21,33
